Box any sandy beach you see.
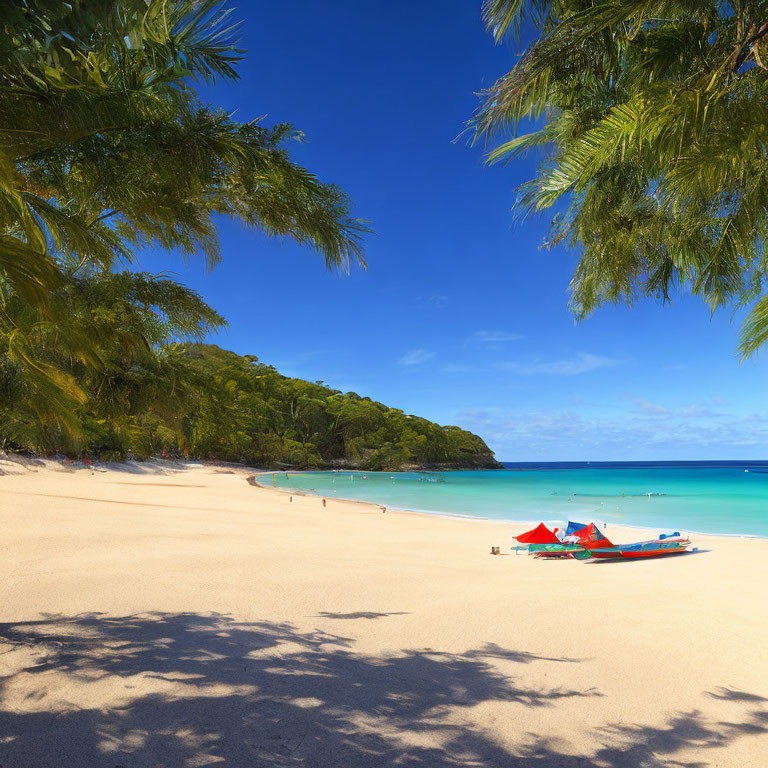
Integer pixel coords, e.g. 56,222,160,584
1,458,766,767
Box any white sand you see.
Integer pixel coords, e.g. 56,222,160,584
0,458,766,767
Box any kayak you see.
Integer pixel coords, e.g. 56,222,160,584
619,537,691,558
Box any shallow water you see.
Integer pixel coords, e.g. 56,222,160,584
270,461,768,537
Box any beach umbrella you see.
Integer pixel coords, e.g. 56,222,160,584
565,520,587,536
514,523,560,544
572,523,613,549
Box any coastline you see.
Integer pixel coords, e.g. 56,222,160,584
251,468,768,540
1,459,766,766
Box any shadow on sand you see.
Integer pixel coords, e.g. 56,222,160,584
0,612,765,766
587,549,711,564
312,611,411,620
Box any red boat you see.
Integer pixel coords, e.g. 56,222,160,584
588,536,691,559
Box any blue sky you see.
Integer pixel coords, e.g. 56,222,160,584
136,0,768,461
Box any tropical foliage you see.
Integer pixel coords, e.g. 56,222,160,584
181,345,498,469
0,331,498,470
0,271,221,449
473,1,768,356
0,0,371,438
0,2,495,470
1,0,369,298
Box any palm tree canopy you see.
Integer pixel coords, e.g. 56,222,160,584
0,269,226,437
0,0,370,309
472,0,768,357
0,1,372,440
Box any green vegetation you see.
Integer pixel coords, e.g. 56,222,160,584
178,345,498,470
0,2,496,468
474,1,768,356
0,0,369,427
1,0,369,298
0,311,499,469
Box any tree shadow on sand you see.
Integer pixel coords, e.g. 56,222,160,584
0,613,765,767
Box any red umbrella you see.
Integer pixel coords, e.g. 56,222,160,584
514,523,560,544
572,522,613,549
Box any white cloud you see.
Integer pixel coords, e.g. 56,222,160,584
398,349,435,366
454,405,768,460
469,330,523,344
625,396,724,419
495,352,620,376
427,294,449,307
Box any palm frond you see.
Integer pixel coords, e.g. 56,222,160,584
472,0,768,354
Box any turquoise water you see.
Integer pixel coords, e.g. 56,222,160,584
270,463,768,537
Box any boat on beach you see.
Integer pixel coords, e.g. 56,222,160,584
513,522,692,561
588,536,691,559
516,521,614,558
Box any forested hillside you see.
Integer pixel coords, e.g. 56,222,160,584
0,313,499,470
178,345,500,470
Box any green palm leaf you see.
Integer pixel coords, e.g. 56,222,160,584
471,0,768,353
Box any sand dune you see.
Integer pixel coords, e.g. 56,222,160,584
0,459,766,766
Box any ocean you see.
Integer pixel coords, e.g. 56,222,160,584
269,461,768,537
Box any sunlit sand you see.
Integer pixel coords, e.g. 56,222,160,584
1,458,766,766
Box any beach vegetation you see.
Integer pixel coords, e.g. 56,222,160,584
0,326,498,468
473,1,768,356
0,0,370,428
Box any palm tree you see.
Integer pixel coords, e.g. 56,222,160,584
0,1,369,299
0,1,370,431
0,270,225,450
472,1,768,356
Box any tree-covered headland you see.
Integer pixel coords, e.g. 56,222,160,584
0,329,499,469
181,346,499,470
